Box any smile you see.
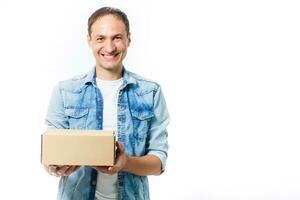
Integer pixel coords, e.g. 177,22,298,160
101,52,119,59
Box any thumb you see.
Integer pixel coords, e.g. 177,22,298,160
116,141,125,153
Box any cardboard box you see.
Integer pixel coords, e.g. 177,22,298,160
41,129,115,166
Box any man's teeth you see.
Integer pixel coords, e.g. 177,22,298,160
101,53,118,57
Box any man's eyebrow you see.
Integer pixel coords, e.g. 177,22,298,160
94,34,105,38
114,33,123,37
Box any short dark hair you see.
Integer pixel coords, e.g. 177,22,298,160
88,7,130,36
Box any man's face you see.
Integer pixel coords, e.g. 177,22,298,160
88,14,130,71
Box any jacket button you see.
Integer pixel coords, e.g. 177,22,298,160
92,180,97,186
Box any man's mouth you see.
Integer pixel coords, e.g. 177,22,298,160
101,52,119,59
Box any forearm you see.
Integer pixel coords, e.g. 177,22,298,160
122,154,162,176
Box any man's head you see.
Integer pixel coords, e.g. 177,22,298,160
87,7,131,73
88,7,130,37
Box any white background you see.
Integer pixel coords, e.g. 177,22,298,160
0,0,299,199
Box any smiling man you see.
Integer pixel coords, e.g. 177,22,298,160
44,7,170,200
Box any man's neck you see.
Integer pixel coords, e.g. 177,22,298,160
96,65,123,80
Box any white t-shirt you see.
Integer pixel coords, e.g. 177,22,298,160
95,77,124,200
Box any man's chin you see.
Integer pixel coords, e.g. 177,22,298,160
97,64,122,71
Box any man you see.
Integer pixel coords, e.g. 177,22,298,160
44,7,170,200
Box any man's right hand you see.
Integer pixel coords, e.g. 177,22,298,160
44,165,79,177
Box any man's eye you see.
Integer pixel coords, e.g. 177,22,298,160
96,38,104,42
115,36,122,40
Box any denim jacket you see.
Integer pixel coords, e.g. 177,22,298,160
45,67,170,200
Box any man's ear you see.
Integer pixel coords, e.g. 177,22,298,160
87,35,92,48
127,35,131,46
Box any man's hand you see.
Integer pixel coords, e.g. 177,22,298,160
92,142,128,175
44,165,79,177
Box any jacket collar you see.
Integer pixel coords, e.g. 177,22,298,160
83,66,137,89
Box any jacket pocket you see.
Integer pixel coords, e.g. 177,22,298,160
65,108,89,129
131,109,154,142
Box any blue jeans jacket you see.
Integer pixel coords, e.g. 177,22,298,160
45,67,170,200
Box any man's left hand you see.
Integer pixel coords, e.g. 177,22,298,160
92,141,128,175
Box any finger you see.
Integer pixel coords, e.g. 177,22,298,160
47,165,57,171
91,166,107,171
62,166,75,176
57,166,70,176
116,142,124,153
107,166,118,174
43,165,62,177
48,168,60,177
91,166,110,174
45,165,58,175
62,166,78,176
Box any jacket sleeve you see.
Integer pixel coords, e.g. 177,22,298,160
146,86,170,173
45,83,69,129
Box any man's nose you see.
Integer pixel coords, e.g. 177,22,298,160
103,40,116,53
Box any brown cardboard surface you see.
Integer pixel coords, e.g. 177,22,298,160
41,129,115,166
